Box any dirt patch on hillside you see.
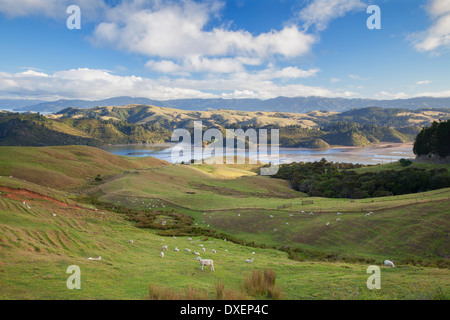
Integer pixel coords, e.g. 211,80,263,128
0,186,81,209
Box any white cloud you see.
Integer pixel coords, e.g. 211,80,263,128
376,89,450,99
416,80,432,85
412,0,450,53
0,0,105,20
91,0,316,60
298,0,366,31
146,56,246,74
0,68,354,101
375,91,410,100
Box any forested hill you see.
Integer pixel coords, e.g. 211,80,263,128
414,120,450,159
1,106,449,148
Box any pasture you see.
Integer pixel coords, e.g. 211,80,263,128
0,146,449,300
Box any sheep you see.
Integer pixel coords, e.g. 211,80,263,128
196,257,214,271
309,212,314,215
326,222,330,226
211,249,217,253
174,247,179,252
193,251,201,256
187,237,192,241
87,256,102,261
336,218,341,222
336,212,342,216
246,258,254,263
286,222,289,225
365,213,371,217
384,260,395,267
289,214,294,217
161,252,164,258
251,252,255,255
269,215,274,218
238,214,240,217
129,240,134,244
202,247,206,252
273,228,278,232
161,245,168,251
185,248,191,252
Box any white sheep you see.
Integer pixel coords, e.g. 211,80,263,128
202,247,206,252
211,249,216,253
251,252,255,255
337,212,342,216
185,248,191,252
193,252,201,256
161,252,164,258
326,222,330,226
246,258,254,263
336,218,341,222
87,256,101,261
384,260,395,267
309,212,314,215
174,247,179,252
187,237,192,241
196,257,214,271
365,213,371,217
289,214,294,217
269,215,274,218
161,245,168,251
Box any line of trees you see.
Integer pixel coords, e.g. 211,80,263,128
414,119,450,158
274,159,450,199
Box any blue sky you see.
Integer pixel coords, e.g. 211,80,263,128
0,0,449,101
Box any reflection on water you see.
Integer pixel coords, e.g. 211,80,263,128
101,142,415,165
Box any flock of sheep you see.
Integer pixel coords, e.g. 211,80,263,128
157,236,258,271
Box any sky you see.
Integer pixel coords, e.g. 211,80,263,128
0,0,449,102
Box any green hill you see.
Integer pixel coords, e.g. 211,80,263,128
0,146,448,299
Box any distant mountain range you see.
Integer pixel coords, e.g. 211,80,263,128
2,104,450,148
5,96,450,114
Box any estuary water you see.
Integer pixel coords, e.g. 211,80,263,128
101,142,415,165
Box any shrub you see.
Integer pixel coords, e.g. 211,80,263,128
244,269,282,299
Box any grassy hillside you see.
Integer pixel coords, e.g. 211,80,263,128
0,176,448,300
0,145,168,188
0,146,449,300
4,106,447,148
0,113,171,147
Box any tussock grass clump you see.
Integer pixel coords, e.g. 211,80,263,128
244,269,283,300
148,284,208,300
149,282,249,300
214,281,250,300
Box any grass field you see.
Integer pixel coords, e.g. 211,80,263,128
0,146,449,300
